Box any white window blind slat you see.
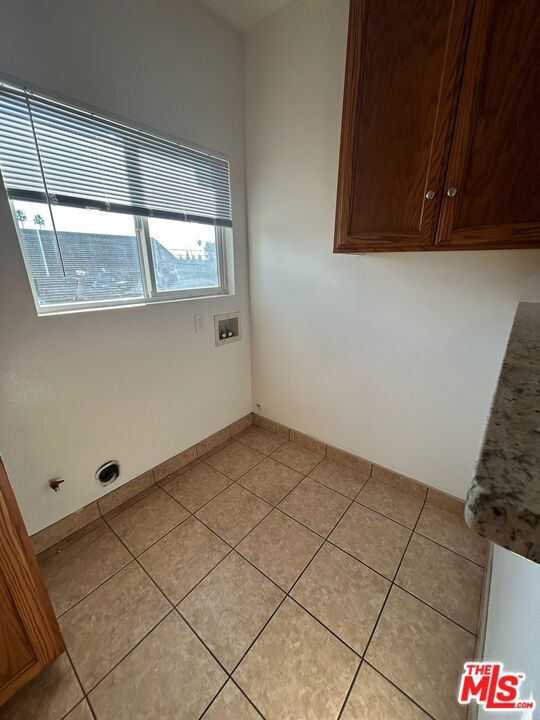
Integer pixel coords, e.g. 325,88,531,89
0,86,232,227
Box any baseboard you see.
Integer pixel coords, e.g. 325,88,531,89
30,412,253,555
466,543,494,720
31,410,466,555
253,413,466,512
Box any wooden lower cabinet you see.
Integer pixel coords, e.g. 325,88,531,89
0,457,64,705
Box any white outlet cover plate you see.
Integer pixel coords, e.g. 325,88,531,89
195,313,208,333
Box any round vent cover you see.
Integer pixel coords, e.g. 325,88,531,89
95,460,120,486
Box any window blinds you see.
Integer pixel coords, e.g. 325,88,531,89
0,85,232,227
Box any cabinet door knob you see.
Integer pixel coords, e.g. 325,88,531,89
447,187,458,197
425,190,436,200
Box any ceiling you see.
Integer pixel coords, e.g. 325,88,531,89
199,0,292,32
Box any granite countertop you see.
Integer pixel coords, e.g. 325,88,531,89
465,302,540,563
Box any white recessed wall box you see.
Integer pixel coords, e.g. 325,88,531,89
214,312,241,346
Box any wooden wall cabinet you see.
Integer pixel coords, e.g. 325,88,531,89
0,458,64,705
334,0,540,253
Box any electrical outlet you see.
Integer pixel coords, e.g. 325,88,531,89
195,313,208,333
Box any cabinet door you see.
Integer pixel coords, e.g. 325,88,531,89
0,458,64,705
334,0,473,252
436,0,540,249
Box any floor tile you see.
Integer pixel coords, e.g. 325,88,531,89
179,551,284,670
89,613,226,720
341,663,431,720
416,504,488,566
356,479,424,528
309,458,367,498
39,523,132,616
396,534,484,632
366,587,475,720
237,509,322,591
139,517,229,603
203,682,261,720
270,441,324,475
205,441,265,480
196,483,272,545
64,700,94,720
238,457,303,505
279,477,350,537
237,425,287,455
107,488,189,555
291,543,389,654
162,462,230,512
0,652,83,720
329,503,411,579
59,562,170,691
234,598,358,720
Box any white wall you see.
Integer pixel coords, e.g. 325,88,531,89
244,0,540,499
0,0,251,534
479,547,539,719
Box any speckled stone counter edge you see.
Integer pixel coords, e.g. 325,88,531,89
465,302,540,564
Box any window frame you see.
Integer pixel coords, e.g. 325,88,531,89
9,200,230,316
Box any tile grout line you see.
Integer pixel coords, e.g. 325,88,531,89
68,491,474,717
38,428,365,557
229,678,267,719
58,647,95,720
352,496,423,530
307,471,369,502
184,445,330,550
99,489,276,720
102,504,271,718
413,528,486,569
227,491,358,678
33,419,461,554
132,440,334,559
186,463,478,642
234,430,288,455
98,501,242,703
177,461,316,608
234,502,445,720
211,487,364,716
85,609,177,709
194,677,230,719
366,658,441,720
337,495,431,719
322,533,478,636
54,445,281,621
77,514,183,700
54,555,135,621
44,427,482,720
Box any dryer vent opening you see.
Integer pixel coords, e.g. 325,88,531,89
96,461,120,486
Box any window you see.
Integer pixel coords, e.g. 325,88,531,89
0,84,232,314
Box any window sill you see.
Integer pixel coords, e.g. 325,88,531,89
35,288,232,317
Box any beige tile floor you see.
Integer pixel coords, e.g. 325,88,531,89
0,427,488,720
